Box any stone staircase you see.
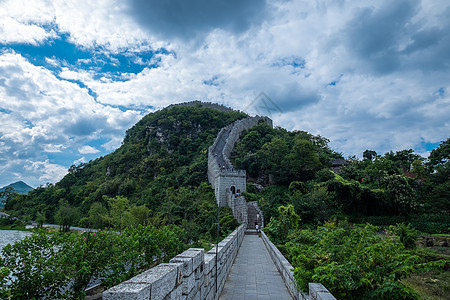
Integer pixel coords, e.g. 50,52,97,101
246,204,260,235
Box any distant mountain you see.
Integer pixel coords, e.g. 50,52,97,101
1,181,34,196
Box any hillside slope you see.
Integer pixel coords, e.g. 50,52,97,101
6,105,246,228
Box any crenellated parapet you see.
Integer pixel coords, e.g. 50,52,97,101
208,115,272,208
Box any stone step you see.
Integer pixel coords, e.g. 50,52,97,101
245,230,259,235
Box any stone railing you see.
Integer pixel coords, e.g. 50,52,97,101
260,230,336,300
103,224,247,300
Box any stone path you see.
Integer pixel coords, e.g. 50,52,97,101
219,234,293,300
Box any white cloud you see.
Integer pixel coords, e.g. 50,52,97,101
78,145,100,154
24,159,68,184
43,144,66,153
0,51,144,187
73,157,86,165
0,0,56,45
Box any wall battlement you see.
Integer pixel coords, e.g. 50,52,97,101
208,115,272,208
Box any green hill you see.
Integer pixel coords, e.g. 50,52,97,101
0,181,33,208
5,104,246,237
1,181,34,195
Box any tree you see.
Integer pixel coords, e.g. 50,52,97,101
287,222,446,300
35,211,46,228
288,138,322,181
88,202,108,229
382,174,417,215
363,150,377,161
123,205,150,228
260,137,289,182
0,186,17,207
54,199,80,232
105,196,129,231
428,138,450,169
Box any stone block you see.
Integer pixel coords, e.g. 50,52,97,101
125,264,178,300
182,248,204,271
182,272,195,295
186,286,200,300
170,256,193,276
159,263,183,286
166,283,183,300
309,283,336,300
203,253,216,274
102,283,150,300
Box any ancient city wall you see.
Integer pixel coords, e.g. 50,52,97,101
103,224,247,300
208,116,272,208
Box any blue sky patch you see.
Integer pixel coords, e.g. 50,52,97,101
272,56,306,69
203,75,220,86
424,142,440,151
1,32,171,83
0,107,12,114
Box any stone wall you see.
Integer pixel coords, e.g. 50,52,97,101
227,192,248,225
260,231,336,300
208,116,272,208
103,224,247,300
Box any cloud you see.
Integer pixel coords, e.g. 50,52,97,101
0,0,56,45
0,51,144,186
43,144,66,153
24,159,68,184
78,145,100,154
340,0,450,74
73,157,86,165
126,0,268,41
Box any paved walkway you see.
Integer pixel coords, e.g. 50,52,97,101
219,234,293,300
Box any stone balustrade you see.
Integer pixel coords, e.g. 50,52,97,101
103,224,247,300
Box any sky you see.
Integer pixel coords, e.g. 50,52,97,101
0,0,449,188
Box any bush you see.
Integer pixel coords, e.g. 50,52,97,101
388,223,419,249
285,222,446,299
0,225,187,299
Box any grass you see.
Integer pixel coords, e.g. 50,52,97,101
402,247,450,300
0,225,29,231
402,270,450,300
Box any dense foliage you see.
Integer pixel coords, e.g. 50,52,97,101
233,122,342,184
0,226,186,299
284,221,447,300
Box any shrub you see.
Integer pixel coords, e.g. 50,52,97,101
389,223,419,249
285,222,446,299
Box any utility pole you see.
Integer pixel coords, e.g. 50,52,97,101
215,204,221,294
